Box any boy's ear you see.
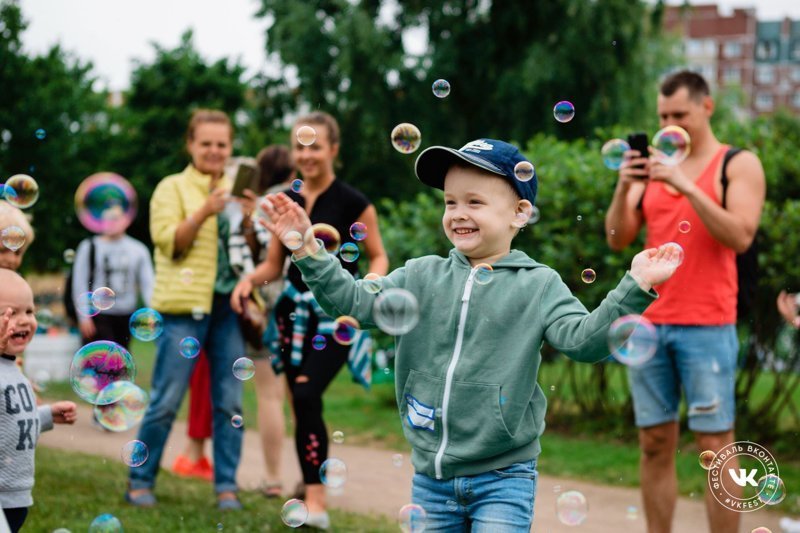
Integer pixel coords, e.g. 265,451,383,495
512,200,534,228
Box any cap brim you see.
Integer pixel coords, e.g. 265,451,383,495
415,146,505,190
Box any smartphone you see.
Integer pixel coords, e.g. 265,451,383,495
627,132,649,176
231,163,258,198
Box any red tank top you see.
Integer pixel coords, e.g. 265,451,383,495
641,146,737,325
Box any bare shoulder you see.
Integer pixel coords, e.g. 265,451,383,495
727,149,764,181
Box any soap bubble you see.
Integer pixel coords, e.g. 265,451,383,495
284,230,304,251
311,334,327,351
232,357,255,381
757,474,786,505
339,242,359,263
320,458,347,488
4,174,40,209
89,513,123,533
1,225,26,251
678,220,691,234
751,528,772,533
281,499,308,528
349,222,367,241
362,273,383,294
129,308,164,342
94,381,148,432
74,173,137,235
332,316,360,345
34,128,46,140
432,79,451,98
290,179,303,193
513,161,535,182
296,125,317,146
70,341,136,404
556,490,588,525
179,268,194,285
391,123,422,154
698,450,716,470
581,268,596,284
231,414,243,428
332,430,344,444
120,440,148,467
398,503,427,533
91,287,116,311
474,263,493,285
651,126,691,166
601,139,631,170
392,453,404,467
529,206,541,225
179,337,200,359
553,101,576,123
76,292,100,318
63,248,76,264
660,241,685,267
374,288,420,335
608,314,658,366
308,223,341,254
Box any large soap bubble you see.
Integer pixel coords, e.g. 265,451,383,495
75,172,138,235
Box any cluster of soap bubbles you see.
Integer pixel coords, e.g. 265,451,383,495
601,126,691,171
76,287,117,318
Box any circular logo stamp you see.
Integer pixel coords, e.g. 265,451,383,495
708,441,780,512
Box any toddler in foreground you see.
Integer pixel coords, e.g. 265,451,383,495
0,269,77,532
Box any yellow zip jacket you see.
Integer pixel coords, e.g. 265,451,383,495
149,165,231,314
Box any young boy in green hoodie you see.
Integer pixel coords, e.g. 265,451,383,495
234,138,680,531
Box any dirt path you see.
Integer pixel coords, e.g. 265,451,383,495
39,404,787,532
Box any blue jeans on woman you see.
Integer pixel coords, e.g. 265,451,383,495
129,294,245,494
411,459,538,532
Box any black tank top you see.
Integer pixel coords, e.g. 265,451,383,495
285,179,371,292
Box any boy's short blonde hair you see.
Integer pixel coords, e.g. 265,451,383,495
0,200,35,252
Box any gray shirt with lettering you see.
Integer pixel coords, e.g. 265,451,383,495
0,358,53,508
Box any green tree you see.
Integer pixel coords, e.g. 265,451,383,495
0,0,110,271
107,30,248,244
253,0,674,202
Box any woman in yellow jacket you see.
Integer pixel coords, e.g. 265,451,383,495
126,109,246,510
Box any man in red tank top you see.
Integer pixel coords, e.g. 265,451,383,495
605,71,766,533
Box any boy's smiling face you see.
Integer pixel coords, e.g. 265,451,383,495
0,271,37,356
442,165,531,266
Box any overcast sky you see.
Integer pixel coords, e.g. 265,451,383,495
21,0,800,91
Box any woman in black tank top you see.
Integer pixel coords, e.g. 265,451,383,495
233,112,388,528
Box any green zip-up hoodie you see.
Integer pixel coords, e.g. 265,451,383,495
294,247,657,480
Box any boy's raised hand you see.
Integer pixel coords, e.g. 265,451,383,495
51,401,77,424
257,193,314,249
630,243,683,290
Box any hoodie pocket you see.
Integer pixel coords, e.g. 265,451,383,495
445,380,518,460
399,369,443,453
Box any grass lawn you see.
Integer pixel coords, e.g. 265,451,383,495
28,447,396,532
43,339,800,516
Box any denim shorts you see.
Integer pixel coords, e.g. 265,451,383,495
627,324,738,432
411,460,538,532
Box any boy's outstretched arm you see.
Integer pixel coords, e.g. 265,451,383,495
542,243,680,363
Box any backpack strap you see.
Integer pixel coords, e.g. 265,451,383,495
88,237,96,291
720,147,743,209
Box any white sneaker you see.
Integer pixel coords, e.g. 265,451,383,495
303,511,330,530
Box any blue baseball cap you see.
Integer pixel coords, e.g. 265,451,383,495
414,139,537,205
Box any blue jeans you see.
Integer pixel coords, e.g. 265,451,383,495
129,294,245,494
627,324,738,432
411,460,538,532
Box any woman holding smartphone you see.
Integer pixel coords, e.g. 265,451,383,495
127,109,246,510
232,112,389,529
